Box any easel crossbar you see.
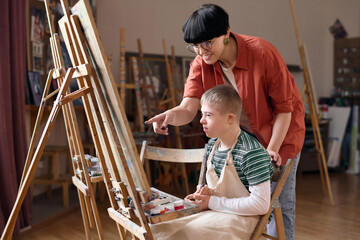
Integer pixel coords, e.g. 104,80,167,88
108,208,149,240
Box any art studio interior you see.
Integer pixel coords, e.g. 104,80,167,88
1,0,360,239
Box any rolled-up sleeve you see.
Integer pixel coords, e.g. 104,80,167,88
264,47,294,114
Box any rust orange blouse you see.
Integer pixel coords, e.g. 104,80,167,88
183,33,305,163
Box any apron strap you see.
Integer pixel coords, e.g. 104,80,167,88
207,130,241,167
207,139,221,170
225,130,241,165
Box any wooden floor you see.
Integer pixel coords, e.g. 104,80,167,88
13,172,360,240
295,172,360,240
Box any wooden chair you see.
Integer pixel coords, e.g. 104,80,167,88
140,141,206,195
250,159,295,240
140,140,293,239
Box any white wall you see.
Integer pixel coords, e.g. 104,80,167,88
97,0,360,99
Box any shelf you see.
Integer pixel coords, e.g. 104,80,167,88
334,37,360,94
286,64,302,72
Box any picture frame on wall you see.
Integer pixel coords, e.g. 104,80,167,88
143,57,166,96
30,8,45,43
32,41,44,74
27,71,43,106
27,0,48,75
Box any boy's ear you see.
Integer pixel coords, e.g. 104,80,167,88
227,113,235,124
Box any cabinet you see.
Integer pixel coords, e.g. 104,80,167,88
334,37,360,96
298,119,329,173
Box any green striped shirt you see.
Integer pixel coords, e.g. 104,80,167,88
206,131,273,190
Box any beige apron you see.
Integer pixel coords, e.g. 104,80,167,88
150,132,259,240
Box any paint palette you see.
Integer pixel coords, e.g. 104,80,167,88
144,187,200,224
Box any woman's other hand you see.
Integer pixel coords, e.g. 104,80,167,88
267,149,282,167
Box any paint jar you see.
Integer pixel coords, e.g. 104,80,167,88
174,200,184,211
150,206,161,215
150,206,166,215
152,197,171,205
160,206,166,214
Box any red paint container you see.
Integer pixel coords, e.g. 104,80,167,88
174,200,184,211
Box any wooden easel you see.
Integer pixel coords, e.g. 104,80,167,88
117,37,159,146
136,39,152,121
2,1,199,240
137,38,161,118
170,45,182,105
162,39,190,195
131,58,160,149
117,36,158,133
131,56,146,132
56,1,154,239
1,0,143,239
62,2,198,239
289,0,334,205
45,0,105,238
119,28,126,105
3,0,113,238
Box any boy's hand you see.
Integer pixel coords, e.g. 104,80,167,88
196,184,212,196
267,149,282,166
185,185,211,200
185,185,212,211
185,194,210,211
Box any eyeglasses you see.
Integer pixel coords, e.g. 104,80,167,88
187,38,215,53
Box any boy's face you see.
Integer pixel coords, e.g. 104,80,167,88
200,103,229,138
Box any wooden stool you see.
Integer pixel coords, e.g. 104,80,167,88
31,146,72,208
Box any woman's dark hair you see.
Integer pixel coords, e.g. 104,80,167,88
182,4,229,44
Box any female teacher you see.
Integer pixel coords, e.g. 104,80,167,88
146,4,305,239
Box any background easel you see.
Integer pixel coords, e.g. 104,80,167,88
131,56,146,132
162,39,190,195
137,38,159,121
170,45,183,105
119,28,126,105
289,0,334,205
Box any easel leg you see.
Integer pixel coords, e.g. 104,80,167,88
19,69,54,189
289,0,334,205
78,189,91,240
1,68,76,240
85,195,96,228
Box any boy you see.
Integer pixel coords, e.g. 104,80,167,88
186,84,273,215
150,85,273,239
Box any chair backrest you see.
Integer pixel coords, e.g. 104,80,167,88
140,141,207,188
250,159,295,240
140,141,206,164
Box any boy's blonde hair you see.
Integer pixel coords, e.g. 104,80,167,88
201,84,242,122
